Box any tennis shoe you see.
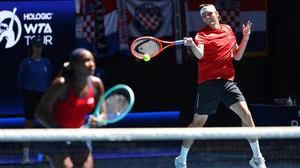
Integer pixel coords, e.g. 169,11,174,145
249,156,266,168
22,155,31,164
174,156,187,168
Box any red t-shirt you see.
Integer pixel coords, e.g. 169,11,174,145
52,80,96,128
194,24,237,84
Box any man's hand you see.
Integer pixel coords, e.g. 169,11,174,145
242,21,252,39
183,37,195,46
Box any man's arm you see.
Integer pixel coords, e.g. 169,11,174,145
184,37,204,59
233,21,252,61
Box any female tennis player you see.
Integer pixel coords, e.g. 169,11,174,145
35,48,105,168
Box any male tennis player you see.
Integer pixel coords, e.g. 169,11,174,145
175,4,267,168
35,48,105,168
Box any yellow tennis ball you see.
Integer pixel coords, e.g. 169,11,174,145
143,54,151,62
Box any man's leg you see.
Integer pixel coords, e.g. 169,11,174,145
230,101,266,168
222,80,266,168
175,80,222,168
178,114,208,162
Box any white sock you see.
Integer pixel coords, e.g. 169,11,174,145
178,145,190,163
249,141,263,158
23,148,29,157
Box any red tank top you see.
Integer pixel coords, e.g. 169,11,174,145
194,24,236,84
52,79,96,128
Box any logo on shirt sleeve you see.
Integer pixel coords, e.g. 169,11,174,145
87,97,94,104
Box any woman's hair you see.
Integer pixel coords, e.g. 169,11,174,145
27,36,44,56
28,46,33,56
69,48,86,63
57,62,72,78
57,48,87,78
27,44,45,56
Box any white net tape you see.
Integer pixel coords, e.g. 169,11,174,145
1,126,300,142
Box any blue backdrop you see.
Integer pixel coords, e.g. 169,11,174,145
0,0,76,100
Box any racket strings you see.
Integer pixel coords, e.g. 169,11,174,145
131,38,161,57
101,94,130,120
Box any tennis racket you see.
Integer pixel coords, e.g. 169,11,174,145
83,84,135,128
130,36,184,59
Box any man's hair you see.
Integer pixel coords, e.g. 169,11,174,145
199,4,221,21
199,3,214,8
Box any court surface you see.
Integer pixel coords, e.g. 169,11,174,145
1,140,300,168
0,103,299,168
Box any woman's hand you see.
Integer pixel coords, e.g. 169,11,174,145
88,113,107,127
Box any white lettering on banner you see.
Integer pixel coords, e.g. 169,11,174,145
1,7,54,49
23,12,54,46
24,35,52,45
291,120,299,126
24,23,52,34
23,13,53,20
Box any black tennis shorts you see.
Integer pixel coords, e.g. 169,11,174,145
36,140,92,159
23,89,45,120
194,79,245,115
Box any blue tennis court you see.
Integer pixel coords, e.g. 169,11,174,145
1,139,300,168
1,104,300,168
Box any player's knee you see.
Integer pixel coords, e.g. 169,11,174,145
191,114,207,127
240,110,252,120
62,156,74,168
192,120,205,127
48,156,72,168
82,153,94,168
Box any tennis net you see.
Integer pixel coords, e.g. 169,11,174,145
0,127,300,168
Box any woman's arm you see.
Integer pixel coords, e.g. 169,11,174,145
88,76,106,127
35,77,66,128
17,58,29,91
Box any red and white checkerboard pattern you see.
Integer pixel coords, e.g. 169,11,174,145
82,12,96,44
219,9,240,33
137,12,160,31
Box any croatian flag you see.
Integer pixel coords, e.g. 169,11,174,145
186,0,267,56
75,0,119,58
125,0,177,63
125,0,173,39
75,0,174,59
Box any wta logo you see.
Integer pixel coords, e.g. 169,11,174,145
0,7,22,49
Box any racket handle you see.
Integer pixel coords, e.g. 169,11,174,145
174,40,184,45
